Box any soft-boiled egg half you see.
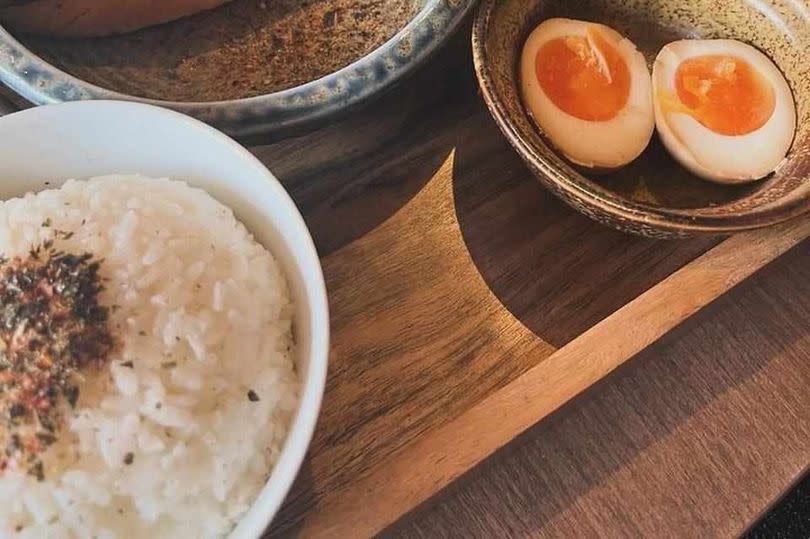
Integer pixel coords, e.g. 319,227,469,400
520,18,655,170
653,40,796,184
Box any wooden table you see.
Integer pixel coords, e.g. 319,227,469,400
2,25,808,539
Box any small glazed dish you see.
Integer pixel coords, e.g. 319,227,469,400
0,0,476,137
472,0,810,237
0,100,330,537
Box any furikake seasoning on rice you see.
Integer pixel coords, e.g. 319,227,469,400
0,240,115,480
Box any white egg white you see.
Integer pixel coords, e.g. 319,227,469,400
520,18,655,170
652,39,796,184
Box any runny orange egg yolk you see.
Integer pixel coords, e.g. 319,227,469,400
534,29,631,122
672,55,775,136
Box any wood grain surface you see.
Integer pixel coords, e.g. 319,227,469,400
274,210,806,538
1,27,808,539
387,243,810,539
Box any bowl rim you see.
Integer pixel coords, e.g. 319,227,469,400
0,100,331,538
0,0,476,136
471,0,810,235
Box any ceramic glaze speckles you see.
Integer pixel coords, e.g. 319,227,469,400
472,0,809,237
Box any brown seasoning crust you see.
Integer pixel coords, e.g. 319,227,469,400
21,0,420,101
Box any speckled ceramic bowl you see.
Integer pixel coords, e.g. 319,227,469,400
473,0,810,237
0,0,475,137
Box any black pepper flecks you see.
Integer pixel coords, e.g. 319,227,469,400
123,452,134,465
65,386,80,408
0,240,115,479
247,390,260,402
28,460,44,481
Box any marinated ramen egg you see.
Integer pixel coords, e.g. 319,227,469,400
653,39,796,183
520,18,655,170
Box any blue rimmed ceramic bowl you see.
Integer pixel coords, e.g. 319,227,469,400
0,0,476,137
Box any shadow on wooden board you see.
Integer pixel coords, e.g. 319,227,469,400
384,244,810,538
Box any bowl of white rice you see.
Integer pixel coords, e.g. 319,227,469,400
0,101,329,538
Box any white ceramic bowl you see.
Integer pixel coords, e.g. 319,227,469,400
0,100,330,538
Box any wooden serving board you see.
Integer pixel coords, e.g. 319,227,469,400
247,34,808,537
1,27,807,539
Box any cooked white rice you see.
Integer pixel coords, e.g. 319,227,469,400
0,176,299,538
